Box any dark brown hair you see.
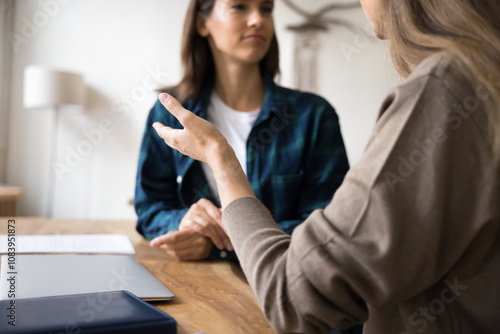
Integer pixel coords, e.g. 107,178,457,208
164,0,280,103
381,0,500,164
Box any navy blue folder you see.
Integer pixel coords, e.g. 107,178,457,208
0,290,176,333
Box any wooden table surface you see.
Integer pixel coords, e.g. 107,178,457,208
0,217,277,334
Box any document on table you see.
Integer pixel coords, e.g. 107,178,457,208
0,234,136,254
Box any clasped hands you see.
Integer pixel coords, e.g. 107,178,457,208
150,198,233,260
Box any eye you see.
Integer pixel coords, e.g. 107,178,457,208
261,5,274,14
232,4,246,11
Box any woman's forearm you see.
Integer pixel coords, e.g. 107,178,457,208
209,143,256,209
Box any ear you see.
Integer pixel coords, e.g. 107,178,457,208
196,12,210,37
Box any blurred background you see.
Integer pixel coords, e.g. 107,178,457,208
0,0,399,220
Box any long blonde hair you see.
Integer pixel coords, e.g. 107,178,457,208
382,0,500,164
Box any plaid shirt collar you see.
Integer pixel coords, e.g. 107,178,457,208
188,74,286,126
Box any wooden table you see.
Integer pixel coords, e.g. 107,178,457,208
0,218,277,334
0,186,24,216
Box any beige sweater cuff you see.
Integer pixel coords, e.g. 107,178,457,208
222,196,282,243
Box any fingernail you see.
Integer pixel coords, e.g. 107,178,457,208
159,93,168,103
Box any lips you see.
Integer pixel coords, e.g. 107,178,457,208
243,34,265,42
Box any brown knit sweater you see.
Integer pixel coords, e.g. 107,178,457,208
222,53,500,334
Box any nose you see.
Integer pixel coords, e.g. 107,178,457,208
247,9,263,28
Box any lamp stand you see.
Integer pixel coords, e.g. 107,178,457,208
46,105,60,218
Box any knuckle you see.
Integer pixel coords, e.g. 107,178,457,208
191,225,203,234
196,218,208,227
171,137,180,147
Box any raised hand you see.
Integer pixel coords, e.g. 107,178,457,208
153,93,229,165
153,93,255,210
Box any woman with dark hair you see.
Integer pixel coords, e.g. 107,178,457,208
135,0,349,262
152,0,500,332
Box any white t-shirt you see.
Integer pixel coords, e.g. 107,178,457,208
201,92,261,201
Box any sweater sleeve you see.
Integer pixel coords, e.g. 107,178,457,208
222,72,498,333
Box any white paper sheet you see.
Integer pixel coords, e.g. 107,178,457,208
0,234,136,254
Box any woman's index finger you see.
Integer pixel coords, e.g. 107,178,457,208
159,93,190,125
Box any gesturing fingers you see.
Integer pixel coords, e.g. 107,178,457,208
153,93,230,166
152,122,186,153
159,93,190,125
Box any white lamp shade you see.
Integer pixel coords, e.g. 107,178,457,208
23,66,85,110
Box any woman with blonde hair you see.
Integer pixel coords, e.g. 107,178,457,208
153,0,500,332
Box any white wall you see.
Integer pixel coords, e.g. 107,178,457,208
5,0,399,219
276,0,400,164
0,0,15,183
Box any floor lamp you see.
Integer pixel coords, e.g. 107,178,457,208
23,66,85,217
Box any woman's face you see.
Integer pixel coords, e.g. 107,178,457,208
360,0,385,39
197,0,275,65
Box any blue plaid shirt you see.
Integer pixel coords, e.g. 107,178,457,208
135,75,349,260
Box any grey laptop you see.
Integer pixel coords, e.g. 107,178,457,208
0,255,174,301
